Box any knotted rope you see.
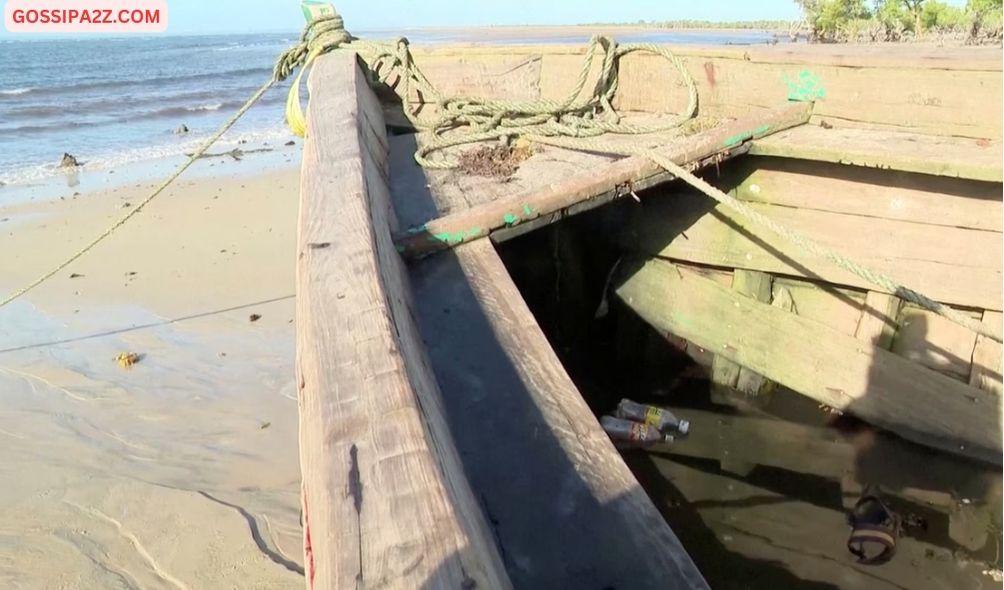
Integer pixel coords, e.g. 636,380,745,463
281,15,699,169
1,11,999,344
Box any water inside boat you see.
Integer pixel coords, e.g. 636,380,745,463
497,176,1003,589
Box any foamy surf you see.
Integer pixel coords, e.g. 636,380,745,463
0,87,34,95
0,125,291,187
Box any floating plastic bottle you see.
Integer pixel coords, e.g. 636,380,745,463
600,415,673,447
615,398,690,435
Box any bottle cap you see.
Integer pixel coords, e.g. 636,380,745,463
676,420,690,435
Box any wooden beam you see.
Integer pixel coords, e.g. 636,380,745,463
297,53,510,589
750,126,1003,182
626,190,1002,311
393,102,812,258
971,311,1004,397
380,42,1002,138
854,291,903,350
711,270,776,407
726,156,1002,232
614,257,1002,463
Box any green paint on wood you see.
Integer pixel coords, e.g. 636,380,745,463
522,204,534,216
405,223,428,235
784,70,826,102
503,213,519,225
430,227,482,245
723,123,777,148
722,130,755,148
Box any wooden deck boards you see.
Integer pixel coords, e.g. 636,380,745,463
390,132,708,589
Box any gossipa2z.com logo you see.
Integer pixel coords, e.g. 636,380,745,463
5,0,168,33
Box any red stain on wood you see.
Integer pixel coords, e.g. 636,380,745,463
303,490,315,587
703,62,717,87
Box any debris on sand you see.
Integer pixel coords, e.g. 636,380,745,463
69,273,84,279
174,124,190,135
59,153,80,168
285,140,296,146
249,313,262,322
115,352,141,368
457,143,533,179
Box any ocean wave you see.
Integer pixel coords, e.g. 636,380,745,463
186,102,223,112
0,94,284,135
1,87,263,120
0,125,292,186
0,66,272,100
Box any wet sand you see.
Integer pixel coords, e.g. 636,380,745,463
0,160,303,588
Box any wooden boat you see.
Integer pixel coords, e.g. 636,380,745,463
293,42,1002,588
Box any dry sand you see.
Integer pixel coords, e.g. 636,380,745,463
0,162,303,588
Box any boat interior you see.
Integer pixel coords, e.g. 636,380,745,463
294,43,1003,588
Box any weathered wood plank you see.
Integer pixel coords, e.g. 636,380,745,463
368,42,1001,138
615,258,1002,463
749,126,1003,182
535,48,1002,138
770,278,867,338
854,291,903,350
297,53,510,589
394,102,812,258
892,305,981,381
727,156,1003,231
625,190,1003,311
971,311,1004,397
711,270,772,395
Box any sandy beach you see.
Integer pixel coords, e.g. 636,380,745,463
0,155,304,588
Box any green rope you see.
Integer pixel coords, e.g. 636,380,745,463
282,15,699,168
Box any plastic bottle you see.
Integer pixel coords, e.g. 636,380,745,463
615,399,690,435
600,415,673,447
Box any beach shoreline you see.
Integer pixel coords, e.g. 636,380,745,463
0,155,305,587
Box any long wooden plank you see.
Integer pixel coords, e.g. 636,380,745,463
393,102,811,258
626,190,1003,311
388,43,1002,138
971,311,1004,397
614,258,1001,463
408,240,707,589
749,126,1003,182
727,156,1003,231
297,53,510,590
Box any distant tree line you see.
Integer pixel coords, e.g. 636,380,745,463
602,19,796,30
794,0,1002,43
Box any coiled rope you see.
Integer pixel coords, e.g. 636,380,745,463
1,12,999,344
